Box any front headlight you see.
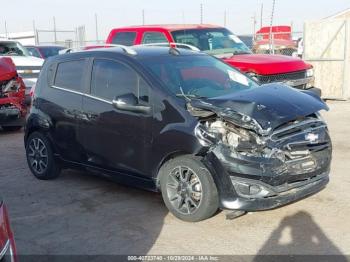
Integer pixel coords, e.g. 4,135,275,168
247,72,259,82
306,68,314,78
195,120,264,154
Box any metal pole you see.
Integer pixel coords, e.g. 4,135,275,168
200,4,203,24
224,10,227,27
53,17,57,44
260,3,263,29
4,21,8,39
252,14,257,36
95,13,99,43
269,0,276,54
142,9,145,25
32,20,38,45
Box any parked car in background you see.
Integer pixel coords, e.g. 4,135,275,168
106,24,317,93
0,57,28,131
0,40,43,95
25,46,331,222
25,45,65,59
253,26,297,56
0,198,16,261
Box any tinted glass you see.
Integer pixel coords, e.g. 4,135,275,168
54,60,85,92
140,55,257,99
142,32,168,44
39,47,65,58
0,41,30,57
171,28,252,56
91,59,149,102
111,32,137,46
26,47,42,58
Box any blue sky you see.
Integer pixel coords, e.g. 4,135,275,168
2,0,349,41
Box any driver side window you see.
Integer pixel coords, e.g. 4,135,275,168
91,59,149,103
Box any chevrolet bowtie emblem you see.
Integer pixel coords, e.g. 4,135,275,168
305,133,319,143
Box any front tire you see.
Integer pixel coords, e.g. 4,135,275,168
159,155,219,222
25,132,60,180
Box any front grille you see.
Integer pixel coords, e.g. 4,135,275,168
270,118,326,142
257,70,307,84
269,117,331,178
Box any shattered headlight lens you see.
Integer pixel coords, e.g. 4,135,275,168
195,120,264,154
224,125,264,153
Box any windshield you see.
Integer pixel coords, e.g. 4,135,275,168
0,41,30,57
140,54,258,99
171,28,252,55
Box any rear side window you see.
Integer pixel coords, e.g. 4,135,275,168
91,59,149,102
111,32,137,46
142,32,168,44
54,60,85,92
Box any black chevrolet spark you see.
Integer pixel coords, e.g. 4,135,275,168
25,46,332,222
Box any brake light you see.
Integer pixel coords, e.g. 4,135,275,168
2,79,21,94
30,83,36,97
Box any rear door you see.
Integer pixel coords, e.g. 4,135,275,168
44,58,89,162
79,57,153,177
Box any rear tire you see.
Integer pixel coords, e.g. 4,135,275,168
25,132,60,180
159,155,219,222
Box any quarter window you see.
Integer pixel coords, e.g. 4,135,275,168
111,32,137,46
91,59,149,102
54,60,86,92
142,32,168,44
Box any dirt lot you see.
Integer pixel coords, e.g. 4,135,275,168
0,101,349,257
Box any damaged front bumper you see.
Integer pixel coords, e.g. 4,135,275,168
201,117,332,212
205,150,330,211
226,172,328,211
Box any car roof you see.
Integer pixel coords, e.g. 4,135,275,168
112,24,223,31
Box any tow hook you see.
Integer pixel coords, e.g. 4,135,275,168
225,210,247,220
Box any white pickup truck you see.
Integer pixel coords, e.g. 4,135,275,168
0,39,44,94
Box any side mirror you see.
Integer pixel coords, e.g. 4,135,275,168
112,93,151,114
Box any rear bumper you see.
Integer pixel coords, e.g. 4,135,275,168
0,106,25,126
221,172,329,211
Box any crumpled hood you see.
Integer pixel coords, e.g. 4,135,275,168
223,54,311,75
4,55,44,67
190,84,328,132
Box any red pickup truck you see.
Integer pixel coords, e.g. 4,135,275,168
0,57,27,131
106,24,316,92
